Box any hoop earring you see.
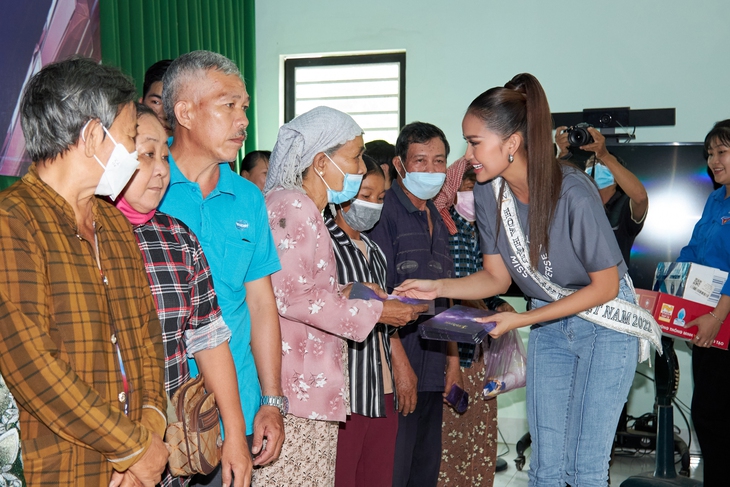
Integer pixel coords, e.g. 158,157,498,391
508,154,514,163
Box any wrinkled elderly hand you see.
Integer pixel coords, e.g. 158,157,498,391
379,300,428,327
109,471,143,487
340,282,388,300
220,431,253,487
251,406,285,467
392,354,418,416
126,433,168,487
442,358,464,405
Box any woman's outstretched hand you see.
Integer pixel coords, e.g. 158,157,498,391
394,279,442,300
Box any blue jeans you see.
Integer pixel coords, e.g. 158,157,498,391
527,281,638,487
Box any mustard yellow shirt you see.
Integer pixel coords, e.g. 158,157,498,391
0,164,166,485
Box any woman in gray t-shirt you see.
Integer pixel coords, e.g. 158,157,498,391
398,73,649,487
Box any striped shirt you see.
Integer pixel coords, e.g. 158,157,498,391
325,216,393,417
133,213,231,487
0,164,167,486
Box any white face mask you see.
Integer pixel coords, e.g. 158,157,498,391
82,120,139,200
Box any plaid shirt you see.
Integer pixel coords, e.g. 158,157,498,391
134,213,230,487
0,164,166,486
449,207,482,278
134,213,230,401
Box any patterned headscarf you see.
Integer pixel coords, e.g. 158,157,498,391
434,157,470,235
264,106,363,194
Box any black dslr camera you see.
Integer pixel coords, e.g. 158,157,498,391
566,123,594,148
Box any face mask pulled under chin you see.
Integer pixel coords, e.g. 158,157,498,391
398,158,445,200
340,198,383,232
82,120,140,200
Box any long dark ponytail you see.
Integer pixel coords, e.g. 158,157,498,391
467,73,562,268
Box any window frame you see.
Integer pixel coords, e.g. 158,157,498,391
283,52,406,132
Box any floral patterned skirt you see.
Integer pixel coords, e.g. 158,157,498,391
438,361,498,487
252,415,338,486
0,374,25,487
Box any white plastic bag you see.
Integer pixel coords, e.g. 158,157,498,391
482,329,527,397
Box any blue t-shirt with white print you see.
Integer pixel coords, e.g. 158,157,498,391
678,186,730,297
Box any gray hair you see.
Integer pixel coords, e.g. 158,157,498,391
20,57,137,162
264,106,363,194
162,50,242,130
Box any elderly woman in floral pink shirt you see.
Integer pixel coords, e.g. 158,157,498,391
256,107,424,486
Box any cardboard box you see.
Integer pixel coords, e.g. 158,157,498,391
635,289,730,350
653,262,727,307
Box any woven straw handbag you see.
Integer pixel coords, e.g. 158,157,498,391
165,374,222,476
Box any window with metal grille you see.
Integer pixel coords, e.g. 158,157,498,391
284,53,406,144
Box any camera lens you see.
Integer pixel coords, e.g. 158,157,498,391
567,124,594,148
567,127,588,147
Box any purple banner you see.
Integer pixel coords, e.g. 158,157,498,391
0,0,100,176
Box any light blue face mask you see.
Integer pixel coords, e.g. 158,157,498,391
586,162,615,190
318,153,363,204
398,158,446,200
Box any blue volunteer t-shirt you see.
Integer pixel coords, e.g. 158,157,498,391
159,150,281,435
678,186,730,297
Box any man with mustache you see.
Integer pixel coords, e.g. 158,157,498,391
158,50,285,487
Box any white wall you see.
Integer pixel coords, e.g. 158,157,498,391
256,0,730,153
256,0,730,451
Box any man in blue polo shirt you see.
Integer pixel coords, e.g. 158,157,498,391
159,50,285,486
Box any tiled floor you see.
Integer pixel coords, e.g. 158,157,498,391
492,444,704,486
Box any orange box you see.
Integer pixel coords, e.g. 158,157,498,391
635,289,730,350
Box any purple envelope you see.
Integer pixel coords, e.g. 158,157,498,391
445,384,469,414
418,305,496,344
349,282,435,315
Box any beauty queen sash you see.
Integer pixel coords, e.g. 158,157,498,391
491,178,662,362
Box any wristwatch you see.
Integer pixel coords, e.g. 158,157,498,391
261,395,289,416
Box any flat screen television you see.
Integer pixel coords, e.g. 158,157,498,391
500,142,713,295
606,142,713,291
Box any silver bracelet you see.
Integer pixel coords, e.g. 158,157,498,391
709,311,724,324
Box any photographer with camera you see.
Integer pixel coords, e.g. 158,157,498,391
556,125,648,265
